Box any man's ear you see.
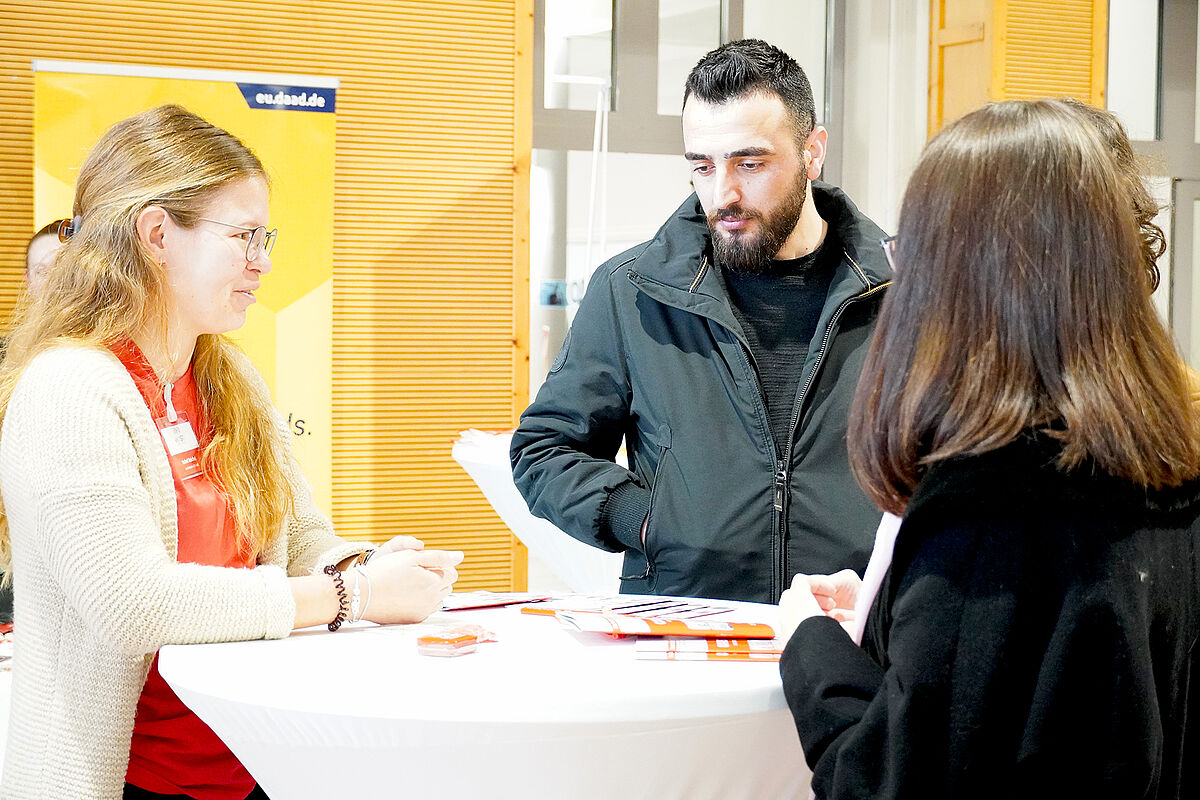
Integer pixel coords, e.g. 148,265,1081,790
804,126,828,181
135,206,171,263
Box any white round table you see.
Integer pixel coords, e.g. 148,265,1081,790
159,599,811,799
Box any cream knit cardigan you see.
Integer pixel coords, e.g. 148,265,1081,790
0,345,366,799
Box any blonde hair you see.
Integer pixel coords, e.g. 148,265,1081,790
0,104,294,571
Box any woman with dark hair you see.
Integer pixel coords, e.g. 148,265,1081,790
777,99,1200,799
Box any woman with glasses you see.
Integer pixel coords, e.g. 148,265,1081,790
777,99,1200,799
0,105,464,800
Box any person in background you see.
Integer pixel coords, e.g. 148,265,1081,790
23,219,65,300
777,99,1200,799
0,105,464,800
511,39,890,603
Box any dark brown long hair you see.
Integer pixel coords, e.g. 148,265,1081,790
1060,97,1167,291
850,99,1200,516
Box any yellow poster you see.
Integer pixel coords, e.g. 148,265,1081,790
33,60,336,512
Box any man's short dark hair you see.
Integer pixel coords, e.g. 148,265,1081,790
683,39,817,145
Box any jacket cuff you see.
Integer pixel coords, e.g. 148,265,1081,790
600,481,652,552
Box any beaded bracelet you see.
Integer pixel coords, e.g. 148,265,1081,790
323,564,349,632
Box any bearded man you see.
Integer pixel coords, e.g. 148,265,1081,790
511,39,892,604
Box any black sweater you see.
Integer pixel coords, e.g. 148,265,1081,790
780,432,1200,799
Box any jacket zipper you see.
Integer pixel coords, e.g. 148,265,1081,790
622,443,669,583
773,280,890,597
718,316,779,585
687,255,709,293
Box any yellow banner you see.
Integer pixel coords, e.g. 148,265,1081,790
33,61,335,513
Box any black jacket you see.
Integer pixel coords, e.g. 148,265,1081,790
511,183,891,603
781,433,1200,799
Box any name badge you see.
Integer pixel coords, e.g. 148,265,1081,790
156,414,204,480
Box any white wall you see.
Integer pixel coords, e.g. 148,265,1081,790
837,0,930,234
1106,0,1159,141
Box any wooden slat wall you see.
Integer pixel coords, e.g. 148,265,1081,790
928,0,992,137
0,0,532,590
993,0,1106,105
929,0,1106,135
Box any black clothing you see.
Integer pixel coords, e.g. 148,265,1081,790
780,433,1200,799
511,183,891,603
724,237,839,455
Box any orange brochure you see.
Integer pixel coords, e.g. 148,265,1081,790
635,637,783,662
556,610,776,639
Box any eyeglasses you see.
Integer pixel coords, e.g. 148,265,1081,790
56,217,79,243
198,218,278,262
880,235,898,273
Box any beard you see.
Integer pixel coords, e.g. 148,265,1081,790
707,174,807,275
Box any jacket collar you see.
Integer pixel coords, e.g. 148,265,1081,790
627,181,892,320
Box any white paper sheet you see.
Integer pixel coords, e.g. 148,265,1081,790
451,429,623,594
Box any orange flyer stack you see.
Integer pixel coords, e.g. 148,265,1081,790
635,637,783,662
555,610,776,639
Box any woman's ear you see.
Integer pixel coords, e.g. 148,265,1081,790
135,206,171,264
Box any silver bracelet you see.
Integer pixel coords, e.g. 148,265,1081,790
349,569,361,622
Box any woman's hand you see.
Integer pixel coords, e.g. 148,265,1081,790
372,535,425,556
805,568,861,623
336,536,426,572
777,573,825,643
777,569,862,643
360,548,464,624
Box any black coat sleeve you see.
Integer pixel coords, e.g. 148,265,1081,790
780,528,968,800
780,509,1173,800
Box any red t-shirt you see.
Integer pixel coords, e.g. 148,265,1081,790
113,340,258,800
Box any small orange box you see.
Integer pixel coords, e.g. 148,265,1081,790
416,631,479,657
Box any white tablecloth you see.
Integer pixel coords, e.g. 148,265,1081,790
159,600,811,799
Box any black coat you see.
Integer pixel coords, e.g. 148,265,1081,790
511,183,891,603
781,433,1200,799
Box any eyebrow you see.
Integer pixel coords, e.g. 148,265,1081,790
684,146,775,161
